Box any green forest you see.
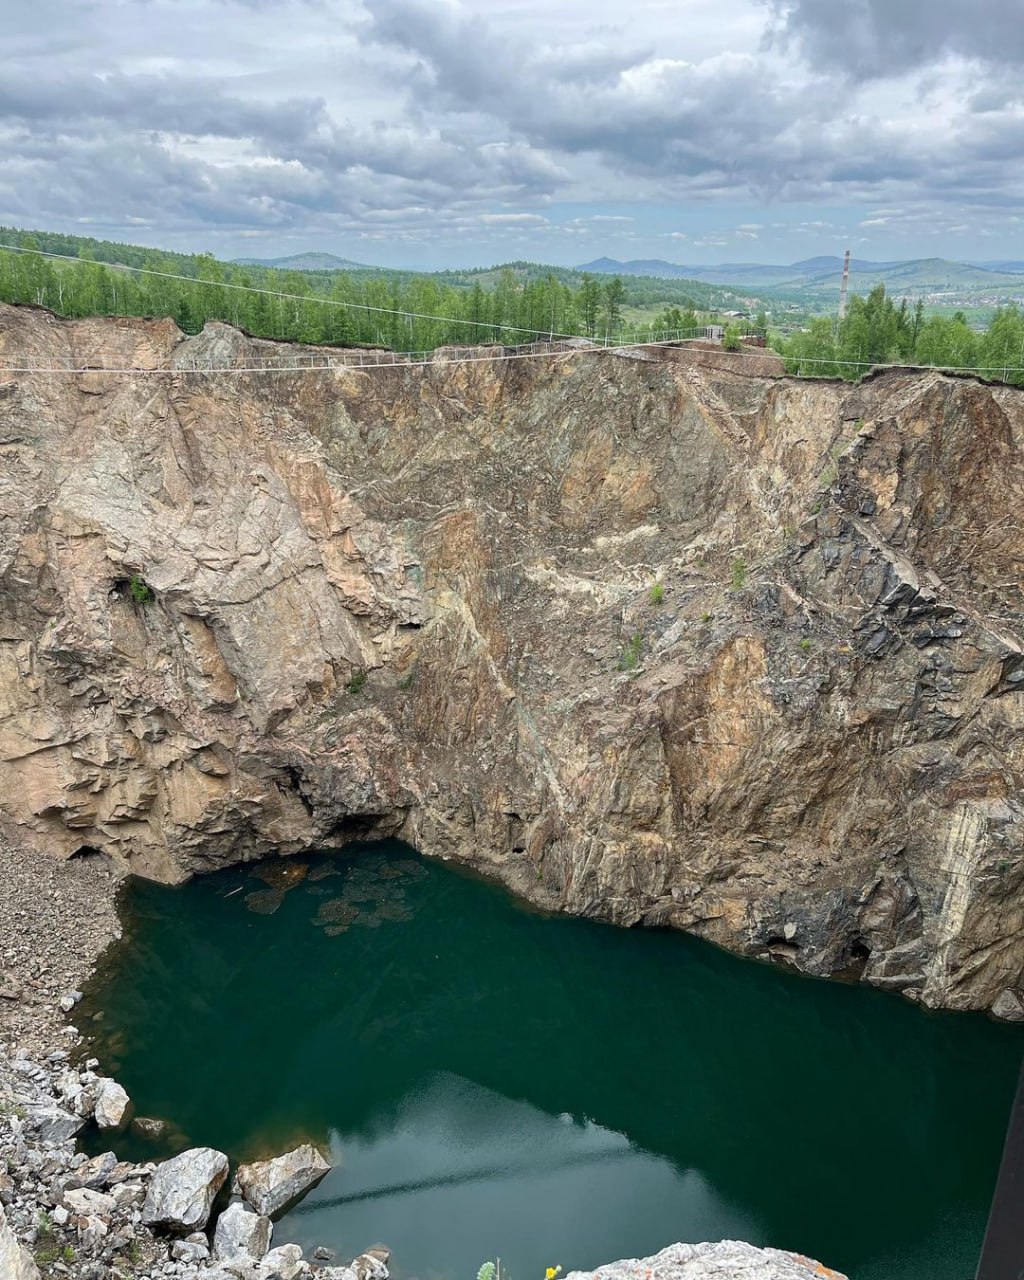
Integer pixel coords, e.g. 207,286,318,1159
782,284,1024,383
2,229,1024,384
0,229,710,351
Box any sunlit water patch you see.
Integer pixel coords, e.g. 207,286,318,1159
78,842,1023,1280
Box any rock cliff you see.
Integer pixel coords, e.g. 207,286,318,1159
1,303,1022,1016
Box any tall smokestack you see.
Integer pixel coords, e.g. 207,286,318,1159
838,249,851,320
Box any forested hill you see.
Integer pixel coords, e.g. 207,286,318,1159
2,227,1024,385
0,227,750,353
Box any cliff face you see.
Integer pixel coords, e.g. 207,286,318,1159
1,304,1022,1017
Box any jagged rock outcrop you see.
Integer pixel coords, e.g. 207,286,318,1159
1,303,1023,1015
565,1241,846,1280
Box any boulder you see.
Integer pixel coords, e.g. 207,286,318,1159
23,1102,84,1144
357,1253,391,1280
78,1215,109,1250
172,1233,212,1262
65,1150,117,1189
992,988,1024,1021
214,1200,273,1263
141,1146,229,1233
235,1145,331,1217
132,1115,170,1141
0,1203,40,1280
258,1243,309,1279
93,1078,131,1130
63,1187,116,1217
564,1242,847,1280
321,1256,391,1280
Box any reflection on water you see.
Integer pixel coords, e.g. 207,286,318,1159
79,842,1024,1280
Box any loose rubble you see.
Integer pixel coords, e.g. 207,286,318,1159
0,1045,391,1280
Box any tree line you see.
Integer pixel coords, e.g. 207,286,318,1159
781,283,1024,384
3,230,1020,384
0,233,706,352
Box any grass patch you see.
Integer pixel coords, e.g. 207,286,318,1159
617,631,644,672
649,582,665,606
346,669,367,695
730,559,748,591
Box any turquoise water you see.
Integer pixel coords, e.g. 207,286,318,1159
79,842,1023,1280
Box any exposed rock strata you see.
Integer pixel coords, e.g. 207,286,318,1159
1,304,1023,1015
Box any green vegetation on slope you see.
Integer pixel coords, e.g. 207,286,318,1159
3,229,1023,383
781,283,1024,383
0,227,744,351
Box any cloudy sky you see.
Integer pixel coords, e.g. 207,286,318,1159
3,0,1023,268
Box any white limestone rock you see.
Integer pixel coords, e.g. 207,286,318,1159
22,1102,84,1144
63,1187,116,1217
0,1203,40,1280
565,1242,847,1280
235,1144,330,1217
65,1149,117,1189
172,1232,212,1262
258,1242,310,1279
214,1200,273,1263
321,1258,391,1280
142,1146,229,1233
93,1077,131,1131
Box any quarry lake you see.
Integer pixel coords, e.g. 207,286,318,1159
79,842,1022,1280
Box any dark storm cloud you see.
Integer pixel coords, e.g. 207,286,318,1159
763,0,1024,79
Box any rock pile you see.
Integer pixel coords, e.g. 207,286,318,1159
0,1045,384,1280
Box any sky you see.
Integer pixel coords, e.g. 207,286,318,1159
3,0,1024,269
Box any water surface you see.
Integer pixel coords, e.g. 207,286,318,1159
80,842,1023,1280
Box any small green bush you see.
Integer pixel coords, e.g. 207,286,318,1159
618,631,644,672
800,637,811,652
397,672,415,691
346,669,367,695
730,559,748,591
700,611,712,623
128,575,154,605
649,582,665,605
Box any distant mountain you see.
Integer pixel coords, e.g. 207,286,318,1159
576,257,698,278
968,260,1024,275
230,251,370,272
576,255,1024,296
577,257,840,285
